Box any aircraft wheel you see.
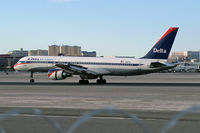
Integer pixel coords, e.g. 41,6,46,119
97,79,106,84
79,80,89,84
30,79,35,83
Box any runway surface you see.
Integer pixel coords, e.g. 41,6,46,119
1,72,200,111
0,72,200,133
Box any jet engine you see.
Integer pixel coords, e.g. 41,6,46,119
48,69,71,80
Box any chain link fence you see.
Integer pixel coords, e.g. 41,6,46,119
0,106,200,133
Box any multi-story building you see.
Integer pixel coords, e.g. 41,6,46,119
60,45,71,56
50,45,81,56
28,49,48,56
186,51,200,62
73,46,81,56
48,45,60,56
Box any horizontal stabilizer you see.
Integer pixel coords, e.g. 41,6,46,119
150,62,176,71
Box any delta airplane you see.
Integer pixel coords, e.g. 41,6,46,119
14,27,179,84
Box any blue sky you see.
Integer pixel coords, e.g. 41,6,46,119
0,0,200,57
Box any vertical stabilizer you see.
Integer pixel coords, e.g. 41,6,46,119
142,27,179,59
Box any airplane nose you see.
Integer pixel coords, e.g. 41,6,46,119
13,63,20,71
13,64,18,70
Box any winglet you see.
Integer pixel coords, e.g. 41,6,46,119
142,27,179,59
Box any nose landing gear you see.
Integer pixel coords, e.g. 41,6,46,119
30,72,34,83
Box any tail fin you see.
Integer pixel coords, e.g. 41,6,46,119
142,27,179,59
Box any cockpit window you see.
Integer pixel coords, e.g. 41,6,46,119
17,61,26,64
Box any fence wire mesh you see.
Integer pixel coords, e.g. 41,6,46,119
0,106,200,133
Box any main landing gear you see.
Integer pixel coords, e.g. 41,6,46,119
78,76,107,84
96,76,106,84
79,79,89,84
30,72,35,83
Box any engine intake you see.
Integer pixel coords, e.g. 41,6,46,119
48,69,71,80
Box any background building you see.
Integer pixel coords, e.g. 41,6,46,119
73,46,81,56
0,54,23,70
81,51,96,57
0,54,10,67
60,45,71,56
28,49,48,56
48,45,60,56
8,48,28,57
168,51,200,63
186,51,200,62
49,45,81,56
168,52,186,62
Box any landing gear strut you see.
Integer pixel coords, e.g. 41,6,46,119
30,72,34,83
96,76,106,84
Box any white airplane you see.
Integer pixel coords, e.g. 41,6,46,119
14,27,179,84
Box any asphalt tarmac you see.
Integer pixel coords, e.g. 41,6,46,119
0,72,200,133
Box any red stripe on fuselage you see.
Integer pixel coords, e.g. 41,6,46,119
13,63,31,68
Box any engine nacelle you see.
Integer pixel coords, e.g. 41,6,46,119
48,69,71,80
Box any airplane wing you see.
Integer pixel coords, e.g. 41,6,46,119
55,64,99,76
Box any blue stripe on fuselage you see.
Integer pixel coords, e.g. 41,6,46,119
18,61,143,66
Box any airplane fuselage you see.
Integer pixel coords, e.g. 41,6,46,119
14,56,165,76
